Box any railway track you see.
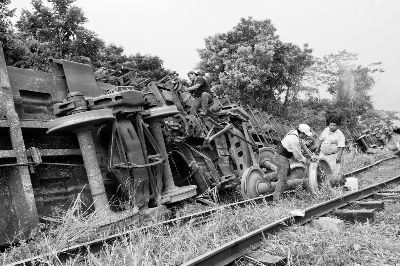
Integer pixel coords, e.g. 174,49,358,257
184,157,400,266
342,155,398,177
7,155,399,266
184,176,400,266
7,194,275,266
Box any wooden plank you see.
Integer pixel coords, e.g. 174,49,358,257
333,209,375,223
373,193,400,200
352,201,385,211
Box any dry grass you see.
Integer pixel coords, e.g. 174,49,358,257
2,150,400,265
1,195,109,265
341,146,389,174
255,202,400,266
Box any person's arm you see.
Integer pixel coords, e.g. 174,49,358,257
186,78,204,92
336,131,346,163
300,140,314,157
315,128,327,154
300,140,319,162
182,92,192,103
336,147,344,163
291,139,307,164
313,139,322,154
181,79,191,87
186,83,201,91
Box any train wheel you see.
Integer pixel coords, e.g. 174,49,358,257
308,159,332,194
257,147,277,170
289,163,307,180
241,166,270,199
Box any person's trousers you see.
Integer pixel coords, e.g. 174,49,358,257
190,92,212,115
272,153,291,200
319,152,343,186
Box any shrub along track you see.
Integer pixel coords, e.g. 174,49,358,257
6,155,399,266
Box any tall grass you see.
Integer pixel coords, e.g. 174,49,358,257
2,194,108,265
2,150,399,265
256,202,400,266
341,146,389,174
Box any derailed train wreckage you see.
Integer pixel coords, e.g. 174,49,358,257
0,43,394,245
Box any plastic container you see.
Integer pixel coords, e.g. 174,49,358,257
344,177,359,191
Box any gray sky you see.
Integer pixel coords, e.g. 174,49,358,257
10,0,400,111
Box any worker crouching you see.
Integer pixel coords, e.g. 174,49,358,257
274,124,317,200
186,71,213,115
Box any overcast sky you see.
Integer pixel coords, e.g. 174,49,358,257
10,0,400,111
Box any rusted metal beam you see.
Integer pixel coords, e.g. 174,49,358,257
75,128,111,212
0,149,82,159
0,119,51,129
0,43,39,240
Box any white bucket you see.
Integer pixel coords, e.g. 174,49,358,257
344,177,359,191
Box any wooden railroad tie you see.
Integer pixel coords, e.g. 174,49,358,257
351,200,385,211
242,251,287,266
378,189,400,194
333,209,376,223
373,192,400,201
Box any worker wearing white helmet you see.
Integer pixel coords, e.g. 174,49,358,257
274,124,317,200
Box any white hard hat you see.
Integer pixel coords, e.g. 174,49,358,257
298,124,312,137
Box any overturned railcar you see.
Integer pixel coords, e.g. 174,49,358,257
0,44,308,244
2,41,380,244
0,44,202,244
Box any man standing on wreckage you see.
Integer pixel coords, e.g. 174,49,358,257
185,70,213,115
314,113,346,186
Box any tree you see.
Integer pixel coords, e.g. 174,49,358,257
197,17,313,116
94,44,128,69
13,0,104,70
0,0,22,65
95,50,172,86
0,0,14,39
302,50,383,126
8,0,171,82
286,97,333,130
126,53,171,81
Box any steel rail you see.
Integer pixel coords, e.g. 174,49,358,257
7,156,398,266
183,174,400,266
8,194,274,266
343,155,397,177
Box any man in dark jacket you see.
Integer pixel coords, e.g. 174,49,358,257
186,70,212,115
